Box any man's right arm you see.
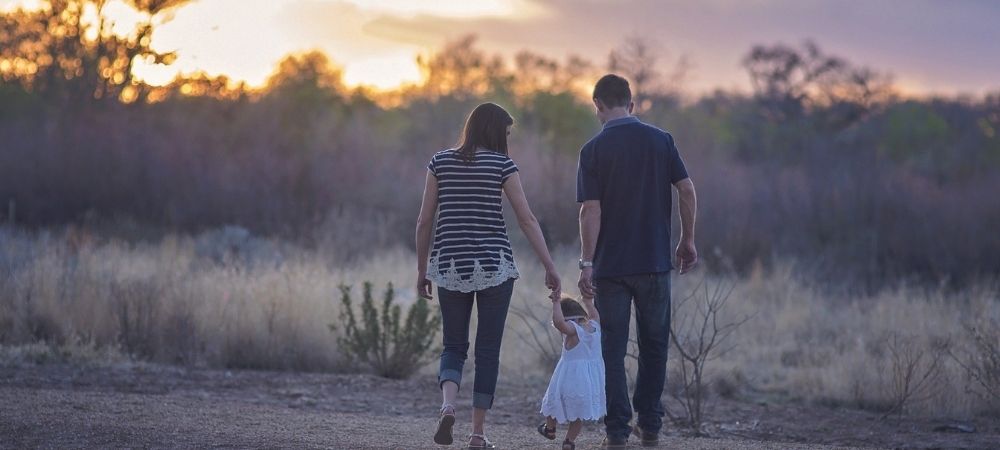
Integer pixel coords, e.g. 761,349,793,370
576,142,601,297
579,199,601,297
674,178,698,274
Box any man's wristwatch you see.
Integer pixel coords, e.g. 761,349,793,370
579,259,594,270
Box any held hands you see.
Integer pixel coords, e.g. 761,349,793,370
578,267,595,298
675,239,698,275
545,267,561,301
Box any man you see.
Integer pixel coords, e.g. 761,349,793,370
577,74,698,448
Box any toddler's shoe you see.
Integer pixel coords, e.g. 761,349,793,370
536,422,556,440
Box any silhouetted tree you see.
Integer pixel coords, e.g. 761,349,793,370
742,40,893,127
415,35,510,100
513,51,559,96
607,36,689,112
513,51,596,99
265,51,344,95
0,0,190,104
149,71,247,102
743,41,843,119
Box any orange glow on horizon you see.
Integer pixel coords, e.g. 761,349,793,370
126,0,538,91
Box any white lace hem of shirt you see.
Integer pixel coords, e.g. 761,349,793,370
426,254,520,293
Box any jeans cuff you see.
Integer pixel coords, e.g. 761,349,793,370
636,417,661,433
439,369,462,390
605,416,632,438
472,392,494,409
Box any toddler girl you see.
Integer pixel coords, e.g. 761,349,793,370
537,296,606,450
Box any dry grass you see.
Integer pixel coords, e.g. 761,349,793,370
696,264,999,418
1,225,998,418
0,226,413,371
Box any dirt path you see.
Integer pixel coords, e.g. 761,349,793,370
0,386,825,449
0,363,990,449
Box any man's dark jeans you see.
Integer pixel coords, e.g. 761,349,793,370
436,278,514,410
596,272,671,440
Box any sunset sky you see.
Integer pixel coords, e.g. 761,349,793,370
3,0,998,95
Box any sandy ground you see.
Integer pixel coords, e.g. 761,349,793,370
0,363,994,449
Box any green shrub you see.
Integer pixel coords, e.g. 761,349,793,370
331,282,440,379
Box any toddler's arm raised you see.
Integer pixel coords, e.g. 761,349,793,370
551,297,578,337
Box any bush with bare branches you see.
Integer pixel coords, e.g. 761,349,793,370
667,279,751,434
950,321,1000,410
878,332,947,419
507,301,562,369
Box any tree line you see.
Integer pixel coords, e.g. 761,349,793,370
2,1,999,290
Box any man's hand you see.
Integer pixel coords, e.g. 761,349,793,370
578,267,595,298
675,239,698,274
417,273,433,300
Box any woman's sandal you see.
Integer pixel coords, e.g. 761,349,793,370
536,422,556,440
433,404,456,445
467,432,496,449
562,439,576,450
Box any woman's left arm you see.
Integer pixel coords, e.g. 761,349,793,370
502,172,560,300
415,170,438,299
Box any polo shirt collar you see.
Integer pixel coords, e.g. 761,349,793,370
603,116,640,129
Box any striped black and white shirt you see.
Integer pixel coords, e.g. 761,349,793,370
426,148,520,293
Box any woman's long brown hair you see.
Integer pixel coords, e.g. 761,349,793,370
456,102,513,161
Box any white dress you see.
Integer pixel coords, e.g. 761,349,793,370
539,320,607,424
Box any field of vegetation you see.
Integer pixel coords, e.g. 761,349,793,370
2,226,998,423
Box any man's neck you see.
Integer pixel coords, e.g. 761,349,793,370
602,109,632,124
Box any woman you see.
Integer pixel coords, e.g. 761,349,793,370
415,102,561,448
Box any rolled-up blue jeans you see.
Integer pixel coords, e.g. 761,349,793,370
596,272,672,440
437,278,514,410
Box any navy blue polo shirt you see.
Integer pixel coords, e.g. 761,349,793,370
576,116,689,279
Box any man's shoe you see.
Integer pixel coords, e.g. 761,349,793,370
631,423,659,447
600,435,628,449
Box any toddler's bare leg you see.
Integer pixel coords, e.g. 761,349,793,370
545,416,557,430
565,419,583,442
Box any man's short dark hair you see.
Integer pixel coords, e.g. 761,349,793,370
593,74,631,108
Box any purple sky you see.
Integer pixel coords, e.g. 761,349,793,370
345,0,1000,95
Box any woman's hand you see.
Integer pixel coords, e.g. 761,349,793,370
417,273,433,300
545,268,561,301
